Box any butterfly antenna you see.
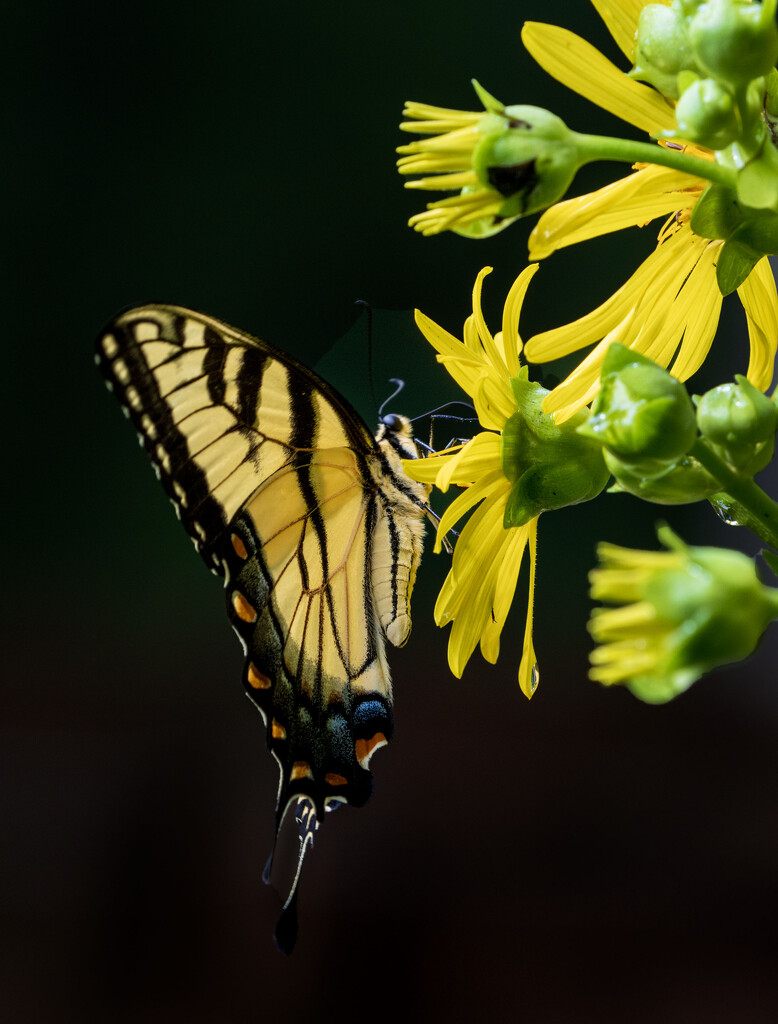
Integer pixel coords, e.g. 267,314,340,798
409,400,477,423
378,378,406,418
355,299,381,419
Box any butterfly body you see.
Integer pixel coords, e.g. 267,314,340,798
97,304,428,860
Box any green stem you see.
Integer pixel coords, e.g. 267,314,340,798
690,438,778,549
571,131,738,188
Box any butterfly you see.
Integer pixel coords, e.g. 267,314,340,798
96,304,430,952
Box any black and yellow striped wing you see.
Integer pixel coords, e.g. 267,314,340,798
96,304,429,948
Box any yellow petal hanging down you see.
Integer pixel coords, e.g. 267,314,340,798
738,258,778,392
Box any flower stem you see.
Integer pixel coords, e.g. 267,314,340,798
571,131,738,189
690,438,778,549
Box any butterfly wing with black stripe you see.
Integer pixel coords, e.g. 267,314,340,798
96,304,428,828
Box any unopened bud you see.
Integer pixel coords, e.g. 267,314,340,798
690,0,778,87
674,76,740,148
631,3,701,99
577,344,698,469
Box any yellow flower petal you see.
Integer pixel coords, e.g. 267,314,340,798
668,245,722,380
738,256,778,392
518,516,539,699
479,523,530,663
404,171,479,190
435,433,502,492
434,470,508,554
443,501,514,676
472,373,515,430
521,22,676,136
435,494,505,627
399,102,482,134
499,263,539,376
470,267,508,376
528,164,703,260
414,309,468,360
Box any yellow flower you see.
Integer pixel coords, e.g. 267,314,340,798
403,266,540,698
588,526,778,703
521,1,778,422
396,88,527,238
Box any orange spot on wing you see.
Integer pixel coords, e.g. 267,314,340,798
271,719,286,740
355,732,387,768
231,533,248,559
290,761,313,781
247,662,271,690
232,592,257,623
325,772,348,787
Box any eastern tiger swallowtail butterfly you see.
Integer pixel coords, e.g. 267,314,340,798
96,304,430,953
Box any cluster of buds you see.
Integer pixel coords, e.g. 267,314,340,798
634,0,778,291
576,343,778,504
581,345,778,698
634,0,778,153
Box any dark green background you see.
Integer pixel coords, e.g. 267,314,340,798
6,2,778,1021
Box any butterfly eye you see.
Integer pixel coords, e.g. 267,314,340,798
382,413,403,433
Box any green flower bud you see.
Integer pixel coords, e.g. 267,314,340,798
472,107,579,219
577,344,698,467
690,0,778,87
603,450,720,503
697,374,778,443
588,525,778,703
674,76,740,148
696,374,778,472
500,369,610,527
631,2,701,100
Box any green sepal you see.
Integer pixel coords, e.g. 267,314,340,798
470,79,505,115
709,435,775,476
501,371,609,527
716,233,763,294
689,182,742,240
605,451,720,504
692,182,778,270
762,547,778,579
653,543,778,664
626,671,698,704
472,107,580,218
737,136,778,210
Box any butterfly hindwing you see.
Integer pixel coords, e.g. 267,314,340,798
223,450,394,815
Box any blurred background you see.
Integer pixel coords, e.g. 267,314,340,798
5,1,778,1021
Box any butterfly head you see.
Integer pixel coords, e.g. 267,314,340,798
377,412,422,460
